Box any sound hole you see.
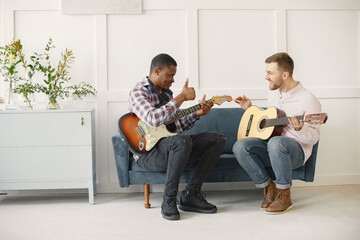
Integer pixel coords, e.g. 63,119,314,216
259,119,267,129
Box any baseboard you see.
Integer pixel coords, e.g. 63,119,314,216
97,174,360,193
292,174,360,187
1,175,359,195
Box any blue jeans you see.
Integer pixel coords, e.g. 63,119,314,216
232,136,305,189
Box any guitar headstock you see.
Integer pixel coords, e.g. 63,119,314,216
211,95,233,105
304,113,328,125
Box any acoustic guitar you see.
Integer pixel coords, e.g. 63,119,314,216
237,105,328,140
119,95,232,155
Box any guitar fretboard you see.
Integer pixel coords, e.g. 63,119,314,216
264,115,304,127
166,100,212,125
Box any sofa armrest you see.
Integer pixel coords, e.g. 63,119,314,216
112,134,130,187
304,141,319,182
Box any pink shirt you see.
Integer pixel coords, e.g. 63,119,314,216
268,82,321,162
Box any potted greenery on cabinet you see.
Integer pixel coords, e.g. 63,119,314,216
0,40,22,109
0,38,96,109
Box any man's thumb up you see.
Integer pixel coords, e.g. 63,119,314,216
183,78,189,89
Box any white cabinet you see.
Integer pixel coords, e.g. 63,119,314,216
0,109,95,204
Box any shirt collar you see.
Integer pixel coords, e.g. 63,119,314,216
286,81,302,95
146,76,173,96
279,81,302,97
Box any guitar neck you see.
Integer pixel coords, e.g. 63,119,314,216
166,99,212,125
264,115,304,127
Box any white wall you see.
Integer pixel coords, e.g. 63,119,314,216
1,0,360,193
0,1,3,44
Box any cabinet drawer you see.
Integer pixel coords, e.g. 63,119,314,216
0,111,92,146
0,146,92,181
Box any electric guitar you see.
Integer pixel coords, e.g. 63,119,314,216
237,105,328,140
119,95,232,155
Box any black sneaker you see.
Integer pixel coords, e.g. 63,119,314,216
161,196,180,220
178,190,217,213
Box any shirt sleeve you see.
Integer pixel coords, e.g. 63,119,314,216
296,97,322,146
176,112,199,133
129,87,179,128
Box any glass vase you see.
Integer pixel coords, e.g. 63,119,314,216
18,92,36,110
47,96,60,110
4,82,18,110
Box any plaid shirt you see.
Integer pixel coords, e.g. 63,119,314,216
129,77,199,159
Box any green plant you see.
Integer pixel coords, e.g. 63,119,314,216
33,38,96,109
66,82,97,100
1,38,97,109
0,39,22,106
13,82,39,108
10,39,39,109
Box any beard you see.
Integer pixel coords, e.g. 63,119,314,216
268,78,283,90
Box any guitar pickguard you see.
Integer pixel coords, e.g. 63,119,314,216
138,121,177,151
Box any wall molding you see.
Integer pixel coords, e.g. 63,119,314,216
61,0,142,15
107,87,360,102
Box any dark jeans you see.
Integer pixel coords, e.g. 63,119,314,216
137,131,226,197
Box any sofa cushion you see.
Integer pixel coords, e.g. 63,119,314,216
184,108,244,154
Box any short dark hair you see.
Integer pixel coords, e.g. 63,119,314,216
265,52,294,76
149,53,177,74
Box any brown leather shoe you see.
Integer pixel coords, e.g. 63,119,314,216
261,180,276,208
266,188,292,214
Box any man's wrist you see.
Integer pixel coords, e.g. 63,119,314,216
174,93,185,106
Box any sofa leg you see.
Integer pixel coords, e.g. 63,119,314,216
144,184,151,208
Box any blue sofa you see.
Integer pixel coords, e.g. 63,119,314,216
112,108,319,208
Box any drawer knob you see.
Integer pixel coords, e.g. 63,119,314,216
81,117,84,126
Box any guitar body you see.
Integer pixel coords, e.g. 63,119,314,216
237,105,327,141
118,113,176,155
118,113,148,155
237,106,282,140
